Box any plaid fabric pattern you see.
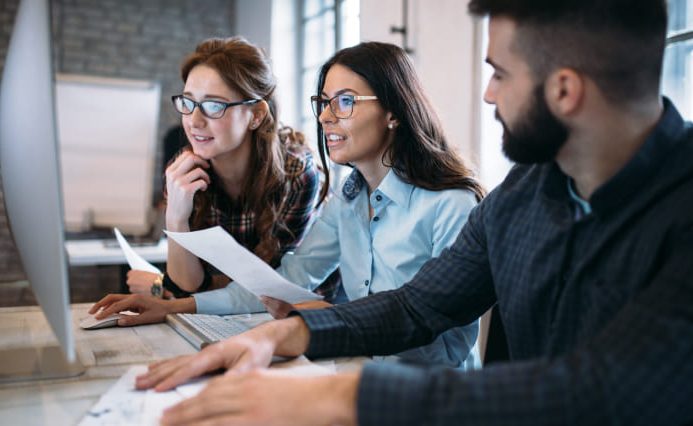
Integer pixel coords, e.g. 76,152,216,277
198,149,320,268
297,99,693,425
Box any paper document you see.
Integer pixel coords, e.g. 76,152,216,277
114,228,162,274
78,365,206,426
165,226,322,304
79,358,335,425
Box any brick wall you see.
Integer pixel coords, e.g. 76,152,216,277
0,0,23,283
0,0,236,296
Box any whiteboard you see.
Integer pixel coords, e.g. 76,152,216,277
55,74,161,235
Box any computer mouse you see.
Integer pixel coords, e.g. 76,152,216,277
79,313,123,330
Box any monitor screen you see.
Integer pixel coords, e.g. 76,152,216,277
0,0,83,381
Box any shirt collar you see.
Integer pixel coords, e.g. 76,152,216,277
341,168,365,201
373,169,414,208
341,168,414,207
567,177,592,218
589,97,688,216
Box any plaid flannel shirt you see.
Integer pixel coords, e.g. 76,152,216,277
197,148,320,269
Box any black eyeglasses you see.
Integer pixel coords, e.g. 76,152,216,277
171,95,260,119
310,94,378,119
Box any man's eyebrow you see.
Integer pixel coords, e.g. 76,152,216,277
485,57,508,74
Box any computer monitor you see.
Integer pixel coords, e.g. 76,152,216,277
0,0,84,381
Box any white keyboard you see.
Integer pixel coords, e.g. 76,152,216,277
166,313,251,350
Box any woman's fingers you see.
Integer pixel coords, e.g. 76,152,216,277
166,151,209,179
261,296,295,319
182,166,211,186
89,293,128,315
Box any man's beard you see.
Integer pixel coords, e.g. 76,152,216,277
498,84,569,164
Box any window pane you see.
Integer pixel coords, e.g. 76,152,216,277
662,38,693,119
304,0,335,19
302,66,321,149
478,19,512,189
667,0,693,34
339,0,360,48
303,11,336,69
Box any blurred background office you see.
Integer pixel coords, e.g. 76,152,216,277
0,0,691,306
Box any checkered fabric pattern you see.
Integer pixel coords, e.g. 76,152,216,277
297,98,693,425
200,149,320,267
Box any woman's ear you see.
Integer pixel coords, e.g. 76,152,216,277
250,100,269,129
385,112,399,130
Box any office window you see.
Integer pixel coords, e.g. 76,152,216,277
478,19,512,189
299,0,360,148
663,0,693,119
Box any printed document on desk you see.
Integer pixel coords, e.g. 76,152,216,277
114,227,162,274
165,226,322,304
79,358,335,425
78,365,205,426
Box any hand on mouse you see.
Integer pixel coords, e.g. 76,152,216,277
88,293,195,326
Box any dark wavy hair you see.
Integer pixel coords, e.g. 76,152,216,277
315,41,485,202
177,36,311,263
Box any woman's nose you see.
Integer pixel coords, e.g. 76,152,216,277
189,106,207,128
318,103,336,124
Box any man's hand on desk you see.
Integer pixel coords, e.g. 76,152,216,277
135,316,311,391
88,294,194,326
135,315,358,425
159,369,360,426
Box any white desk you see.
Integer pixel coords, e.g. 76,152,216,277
65,238,168,267
0,303,364,425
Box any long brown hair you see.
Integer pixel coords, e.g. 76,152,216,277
179,36,308,263
315,42,485,202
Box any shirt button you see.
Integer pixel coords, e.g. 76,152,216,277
375,195,382,201
364,279,369,286
373,216,380,222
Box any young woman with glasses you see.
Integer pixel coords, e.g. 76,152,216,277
92,41,483,369
122,36,321,299
255,41,486,369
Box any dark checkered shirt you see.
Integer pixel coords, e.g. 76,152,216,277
297,98,693,425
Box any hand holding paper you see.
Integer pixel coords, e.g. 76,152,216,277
164,226,322,304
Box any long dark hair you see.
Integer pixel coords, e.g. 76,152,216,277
315,41,485,201
179,36,309,263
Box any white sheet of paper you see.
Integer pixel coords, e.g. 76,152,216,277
113,228,162,274
165,226,321,304
78,365,205,426
79,358,335,425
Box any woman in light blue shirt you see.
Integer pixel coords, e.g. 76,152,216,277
195,42,485,369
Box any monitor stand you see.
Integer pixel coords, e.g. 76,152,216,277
0,345,85,384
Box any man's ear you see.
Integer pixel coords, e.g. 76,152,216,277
250,100,269,129
545,68,584,117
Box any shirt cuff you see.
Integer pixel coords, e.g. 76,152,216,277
193,285,266,315
293,308,354,358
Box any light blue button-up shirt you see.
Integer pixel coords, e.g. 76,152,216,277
194,169,479,368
